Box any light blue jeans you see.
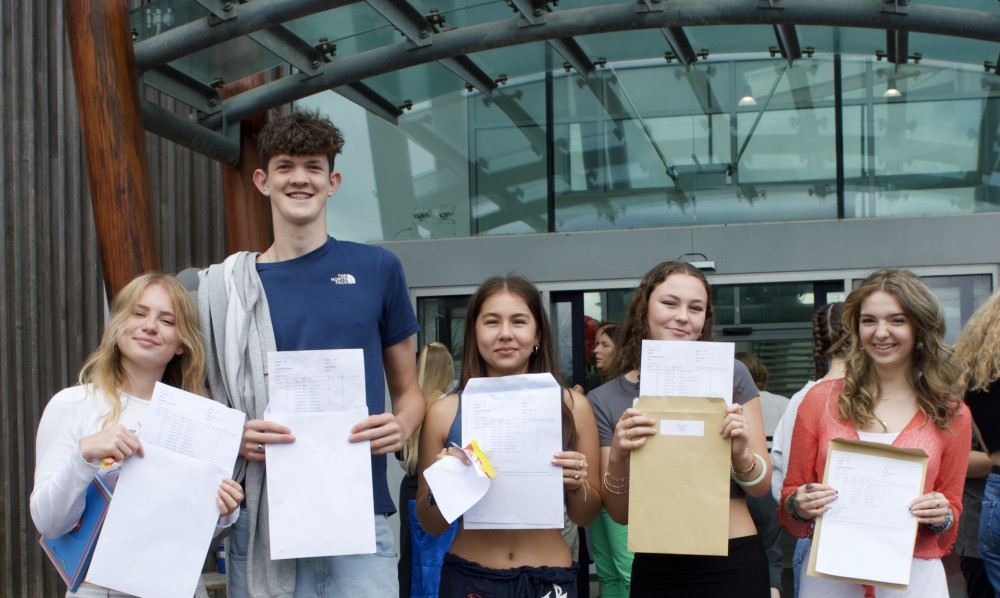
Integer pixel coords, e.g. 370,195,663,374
227,508,398,597
979,471,1000,596
791,537,812,598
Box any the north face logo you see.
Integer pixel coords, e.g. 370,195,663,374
331,274,356,285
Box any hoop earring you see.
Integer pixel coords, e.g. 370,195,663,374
532,345,539,354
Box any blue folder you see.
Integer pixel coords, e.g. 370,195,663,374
39,475,113,591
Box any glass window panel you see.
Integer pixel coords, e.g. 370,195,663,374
552,302,574,386
131,0,206,40
714,286,736,327
921,274,993,344
873,100,981,175
737,283,818,325
167,38,284,88
363,62,466,106
473,126,547,235
285,5,397,54
611,64,731,118
736,108,837,183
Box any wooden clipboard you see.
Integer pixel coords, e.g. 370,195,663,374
807,438,929,589
627,395,730,556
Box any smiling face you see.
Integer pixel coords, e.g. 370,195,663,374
475,290,540,378
253,154,341,228
858,290,915,375
116,282,184,380
646,273,708,342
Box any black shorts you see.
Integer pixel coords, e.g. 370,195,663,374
438,553,578,598
630,535,770,598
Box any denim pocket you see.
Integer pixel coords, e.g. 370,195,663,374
228,507,250,561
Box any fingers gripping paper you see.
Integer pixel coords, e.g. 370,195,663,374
627,396,730,556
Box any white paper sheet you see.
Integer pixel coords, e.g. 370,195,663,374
813,448,923,585
86,383,244,598
639,340,735,404
264,348,375,558
267,349,365,413
460,373,563,529
265,409,375,558
140,382,247,470
423,454,491,524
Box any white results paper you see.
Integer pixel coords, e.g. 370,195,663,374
86,382,245,598
265,349,375,558
461,373,564,530
813,446,924,586
639,340,734,404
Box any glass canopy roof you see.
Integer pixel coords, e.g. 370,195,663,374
129,0,1000,164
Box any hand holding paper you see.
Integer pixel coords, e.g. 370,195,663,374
424,444,493,524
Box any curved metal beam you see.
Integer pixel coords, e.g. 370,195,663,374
133,0,363,71
200,0,1000,129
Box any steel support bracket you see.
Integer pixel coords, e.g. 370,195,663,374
192,0,238,22
141,67,222,115
367,0,434,47
880,0,910,16
508,0,546,27
635,0,665,14
247,25,326,77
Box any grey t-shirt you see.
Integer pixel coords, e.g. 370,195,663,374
586,360,759,499
588,359,759,446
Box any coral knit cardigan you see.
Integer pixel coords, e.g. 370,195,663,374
778,378,971,558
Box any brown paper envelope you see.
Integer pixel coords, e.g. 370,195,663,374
627,396,730,556
806,438,929,589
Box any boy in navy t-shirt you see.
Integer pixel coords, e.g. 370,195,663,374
199,111,424,597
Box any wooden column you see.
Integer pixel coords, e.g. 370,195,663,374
64,0,160,298
221,74,273,254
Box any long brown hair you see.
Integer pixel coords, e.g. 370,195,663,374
458,276,576,450
78,273,207,428
838,269,960,430
609,261,713,380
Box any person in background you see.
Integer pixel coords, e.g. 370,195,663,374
398,342,456,598
596,261,772,597
31,273,243,598
583,321,634,598
736,350,788,598
954,288,1000,597
736,352,789,449
770,302,847,598
780,269,970,597
417,275,602,598
592,322,620,382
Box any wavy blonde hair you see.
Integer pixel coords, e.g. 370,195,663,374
78,273,207,429
400,342,455,476
838,269,960,430
955,288,1000,394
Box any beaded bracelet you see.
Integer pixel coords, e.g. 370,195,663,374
786,492,807,521
927,508,953,533
731,451,767,487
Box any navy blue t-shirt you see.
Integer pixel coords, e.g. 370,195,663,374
258,237,420,514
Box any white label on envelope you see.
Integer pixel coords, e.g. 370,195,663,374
659,420,705,437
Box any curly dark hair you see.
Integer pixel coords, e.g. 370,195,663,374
608,261,713,380
256,110,345,171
